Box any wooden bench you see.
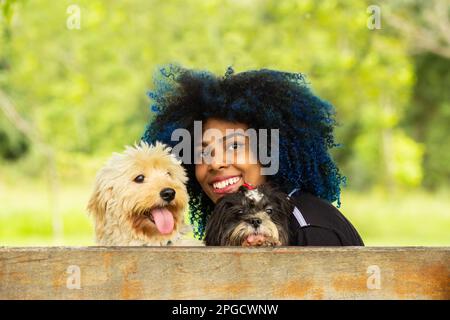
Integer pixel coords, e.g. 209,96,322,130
0,247,448,299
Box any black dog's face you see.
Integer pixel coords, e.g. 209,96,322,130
204,184,293,246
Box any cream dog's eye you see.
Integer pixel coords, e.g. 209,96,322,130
166,171,171,177
134,174,145,183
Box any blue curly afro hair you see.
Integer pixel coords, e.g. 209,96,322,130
142,65,345,239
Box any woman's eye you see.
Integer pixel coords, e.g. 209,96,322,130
228,142,244,151
265,208,273,214
196,148,210,158
134,174,145,183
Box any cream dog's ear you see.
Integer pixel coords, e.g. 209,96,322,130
87,186,112,219
87,171,114,227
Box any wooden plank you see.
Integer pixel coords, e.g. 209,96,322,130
0,247,448,300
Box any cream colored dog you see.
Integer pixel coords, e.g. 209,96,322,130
87,141,203,246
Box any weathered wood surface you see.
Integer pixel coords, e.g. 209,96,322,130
0,247,448,300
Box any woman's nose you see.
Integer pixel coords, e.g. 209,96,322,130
209,153,230,170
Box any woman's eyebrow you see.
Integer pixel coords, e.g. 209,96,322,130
201,132,246,147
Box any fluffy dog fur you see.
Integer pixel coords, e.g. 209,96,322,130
87,141,202,246
204,183,293,246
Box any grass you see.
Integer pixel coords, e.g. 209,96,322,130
0,181,449,246
0,182,94,246
339,188,450,246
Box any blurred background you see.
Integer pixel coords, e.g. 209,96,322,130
0,0,449,246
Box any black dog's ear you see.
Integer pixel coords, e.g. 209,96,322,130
259,182,294,216
204,197,233,246
257,181,278,194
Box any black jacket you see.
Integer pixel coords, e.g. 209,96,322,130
288,192,364,246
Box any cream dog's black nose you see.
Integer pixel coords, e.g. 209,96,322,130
160,188,176,202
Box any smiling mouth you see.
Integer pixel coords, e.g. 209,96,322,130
210,175,242,194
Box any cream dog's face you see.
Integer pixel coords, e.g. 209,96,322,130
88,142,189,242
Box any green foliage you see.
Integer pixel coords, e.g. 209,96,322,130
0,0,438,189
404,53,450,189
0,128,28,160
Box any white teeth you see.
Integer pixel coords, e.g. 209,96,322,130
213,177,240,189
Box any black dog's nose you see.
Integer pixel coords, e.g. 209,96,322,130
250,218,262,228
160,188,176,202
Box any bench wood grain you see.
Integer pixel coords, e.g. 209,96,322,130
0,247,448,299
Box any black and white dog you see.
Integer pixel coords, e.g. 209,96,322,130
205,183,293,246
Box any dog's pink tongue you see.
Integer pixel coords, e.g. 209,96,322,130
150,208,174,235
245,234,266,245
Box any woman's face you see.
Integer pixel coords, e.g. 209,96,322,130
195,118,266,204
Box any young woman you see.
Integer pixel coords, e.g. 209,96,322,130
142,65,364,246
